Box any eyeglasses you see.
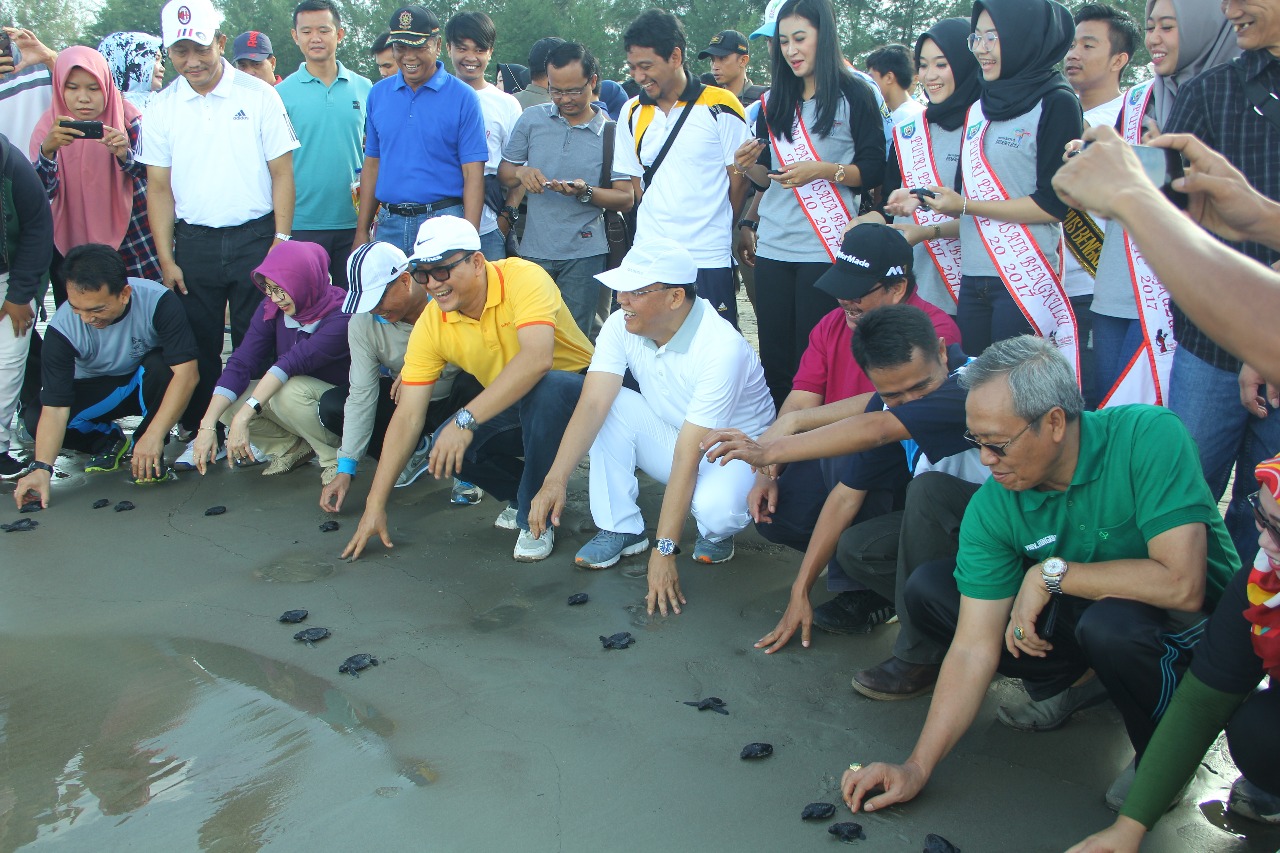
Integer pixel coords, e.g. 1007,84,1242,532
623,284,677,298
548,86,589,98
964,412,1046,458
411,254,472,283
262,281,288,301
1248,491,1280,544
967,31,1000,52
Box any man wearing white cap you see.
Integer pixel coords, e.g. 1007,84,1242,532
139,0,300,469
317,240,481,513
528,238,774,616
341,216,593,562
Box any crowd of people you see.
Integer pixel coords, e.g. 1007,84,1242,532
2,0,1280,847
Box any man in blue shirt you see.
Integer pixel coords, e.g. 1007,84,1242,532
353,4,487,257
278,0,373,288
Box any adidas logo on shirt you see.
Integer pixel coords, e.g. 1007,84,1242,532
232,109,248,120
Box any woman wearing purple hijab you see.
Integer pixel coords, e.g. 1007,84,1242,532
185,242,351,483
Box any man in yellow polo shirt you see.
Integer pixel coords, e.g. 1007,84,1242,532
342,216,592,562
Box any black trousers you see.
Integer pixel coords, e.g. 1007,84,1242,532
838,472,982,665
22,350,193,453
753,257,837,410
1228,687,1280,795
293,228,357,290
906,558,1207,757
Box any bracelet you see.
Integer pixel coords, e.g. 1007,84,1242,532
732,165,747,177
738,219,758,232
274,232,291,241
932,224,942,240
198,426,217,433
960,197,968,217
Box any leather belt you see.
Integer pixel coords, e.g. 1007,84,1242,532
384,198,463,216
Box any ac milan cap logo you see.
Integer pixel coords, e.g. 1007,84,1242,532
399,10,413,28
177,6,191,24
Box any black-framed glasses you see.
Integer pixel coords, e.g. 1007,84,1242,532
1248,491,1280,543
548,86,589,98
964,412,1047,458
411,254,471,283
967,31,999,52
262,281,288,300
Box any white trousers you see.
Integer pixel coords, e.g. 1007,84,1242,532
0,301,34,452
588,387,755,542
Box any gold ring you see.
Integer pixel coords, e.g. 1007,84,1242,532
848,763,863,772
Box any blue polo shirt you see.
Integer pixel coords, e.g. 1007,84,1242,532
363,62,487,205
278,61,373,230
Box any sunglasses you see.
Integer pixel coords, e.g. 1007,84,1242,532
1249,491,1280,543
964,412,1047,458
411,253,472,283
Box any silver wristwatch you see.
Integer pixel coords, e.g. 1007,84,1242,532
578,184,594,204
1041,556,1068,595
656,537,680,557
453,408,477,431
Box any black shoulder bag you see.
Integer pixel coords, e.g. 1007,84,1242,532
599,120,632,270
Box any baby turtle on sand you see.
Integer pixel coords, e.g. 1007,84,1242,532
2,518,38,532
924,834,961,853
740,742,773,759
801,802,836,820
319,520,339,532
294,627,331,646
204,505,227,516
92,498,110,509
114,500,135,512
684,697,728,715
566,593,588,606
599,631,634,649
828,822,866,843
279,609,308,623
339,653,379,677
20,500,42,513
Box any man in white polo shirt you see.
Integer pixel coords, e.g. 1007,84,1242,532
614,9,750,327
138,0,300,465
529,238,775,616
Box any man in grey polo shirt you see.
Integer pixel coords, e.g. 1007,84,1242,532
499,41,636,337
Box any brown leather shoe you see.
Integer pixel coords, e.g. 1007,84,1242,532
852,656,940,701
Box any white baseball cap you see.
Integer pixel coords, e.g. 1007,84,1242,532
162,0,222,49
343,241,411,315
410,216,482,265
594,239,698,293
750,0,787,39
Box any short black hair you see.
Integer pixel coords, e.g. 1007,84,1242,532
63,244,129,296
371,31,391,54
293,0,340,27
1073,3,1139,69
546,41,599,82
850,304,940,373
527,36,566,76
445,11,496,52
623,8,686,62
865,44,914,89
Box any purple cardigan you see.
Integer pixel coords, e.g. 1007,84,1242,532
214,307,351,401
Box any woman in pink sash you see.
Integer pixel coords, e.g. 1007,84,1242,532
731,0,886,409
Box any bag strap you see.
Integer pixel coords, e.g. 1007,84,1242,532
642,81,702,190
600,120,615,189
1236,62,1280,133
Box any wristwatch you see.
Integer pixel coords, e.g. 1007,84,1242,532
454,408,477,431
833,163,847,183
738,219,758,232
578,185,594,205
274,232,291,241
656,538,681,557
28,460,54,475
500,205,520,223
246,396,263,414
1041,557,1069,595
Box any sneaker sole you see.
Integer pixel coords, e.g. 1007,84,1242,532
851,677,935,702
996,691,1111,733
575,538,650,570
514,546,554,562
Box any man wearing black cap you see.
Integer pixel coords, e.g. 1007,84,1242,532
233,31,280,86
515,37,565,110
698,30,766,107
354,5,488,257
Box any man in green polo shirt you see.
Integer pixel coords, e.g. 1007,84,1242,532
278,0,374,288
840,336,1238,816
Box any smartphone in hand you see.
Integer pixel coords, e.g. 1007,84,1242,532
60,119,105,139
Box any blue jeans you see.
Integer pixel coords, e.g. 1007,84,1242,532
526,254,607,338
431,370,585,531
478,226,507,261
955,274,1034,356
1168,347,1280,566
1091,313,1143,403
374,204,465,256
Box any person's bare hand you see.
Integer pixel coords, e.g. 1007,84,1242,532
40,115,84,158
528,478,567,538
321,472,351,512
1152,132,1280,244
6,28,55,72
2,300,34,336
130,428,166,480
390,373,403,403
701,428,769,469
747,475,778,524
842,760,928,813
1240,363,1278,418
427,421,472,479
191,427,219,475
755,588,814,653
922,185,964,218
13,470,50,509
224,412,254,468
884,187,922,217
341,507,393,560
101,125,130,161
1065,817,1148,853
548,178,586,197
515,165,549,194
733,138,766,174
891,222,930,246
770,160,828,189
646,553,685,616
160,260,187,295
1053,126,1152,219
1006,568,1053,658
737,225,757,267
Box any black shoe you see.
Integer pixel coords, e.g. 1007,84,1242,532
0,451,25,479
852,656,940,701
812,590,895,635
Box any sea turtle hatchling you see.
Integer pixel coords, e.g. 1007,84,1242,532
339,653,379,677
92,498,110,509
20,500,42,513
114,500,135,512
924,834,961,853
566,593,588,606
319,520,339,532
683,697,728,715
279,609,309,623
204,505,227,516
1,518,38,532
294,627,331,646
828,822,866,843
801,802,837,820
740,742,773,759
599,631,634,649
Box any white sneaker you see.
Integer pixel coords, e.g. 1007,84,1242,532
173,438,226,471
236,442,269,467
494,503,519,530
395,436,431,488
513,527,554,562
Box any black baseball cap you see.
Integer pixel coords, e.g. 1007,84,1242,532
387,5,440,47
527,37,566,75
814,224,914,300
698,30,750,59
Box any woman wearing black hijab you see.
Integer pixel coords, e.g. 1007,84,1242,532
909,0,1084,367
859,17,982,317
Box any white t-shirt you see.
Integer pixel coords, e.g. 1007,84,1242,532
0,63,51,151
890,97,925,129
473,83,522,236
1061,93,1124,298
589,297,775,436
137,60,300,228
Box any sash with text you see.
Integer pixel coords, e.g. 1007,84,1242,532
894,118,962,306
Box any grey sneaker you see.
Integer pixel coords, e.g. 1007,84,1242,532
513,527,554,562
395,436,431,488
1228,777,1280,824
575,530,650,570
451,479,483,505
692,534,735,564
997,675,1110,732
494,502,519,530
